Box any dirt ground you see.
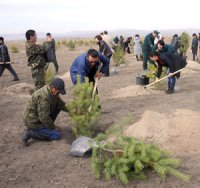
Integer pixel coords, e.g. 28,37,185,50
0,41,200,188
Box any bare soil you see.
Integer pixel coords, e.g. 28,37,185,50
0,41,200,188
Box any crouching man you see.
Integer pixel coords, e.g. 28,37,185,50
21,78,68,146
149,52,187,94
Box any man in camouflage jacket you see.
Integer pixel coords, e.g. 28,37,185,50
21,78,68,147
25,29,52,90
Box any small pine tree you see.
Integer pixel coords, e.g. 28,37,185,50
56,41,61,49
10,45,19,53
92,136,190,184
66,40,76,51
146,64,167,90
68,78,101,137
45,66,55,84
113,45,125,66
179,32,190,56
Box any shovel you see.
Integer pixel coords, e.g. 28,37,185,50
144,67,186,89
88,77,99,112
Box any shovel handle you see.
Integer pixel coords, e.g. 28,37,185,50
144,67,186,89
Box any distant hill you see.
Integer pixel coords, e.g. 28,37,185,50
2,29,200,40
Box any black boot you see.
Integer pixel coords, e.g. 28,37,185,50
20,129,49,147
20,129,32,147
166,88,174,94
136,55,139,61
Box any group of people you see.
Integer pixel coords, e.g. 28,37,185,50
20,29,110,146
0,29,199,146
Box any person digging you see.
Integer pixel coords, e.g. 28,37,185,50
21,78,68,147
149,51,187,94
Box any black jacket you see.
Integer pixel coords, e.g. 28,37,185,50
191,37,199,53
46,39,56,62
0,44,10,62
157,53,187,78
98,40,112,57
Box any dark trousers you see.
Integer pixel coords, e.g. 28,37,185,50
192,52,197,61
167,70,176,89
26,107,61,141
0,64,19,79
105,54,112,76
143,50,150,70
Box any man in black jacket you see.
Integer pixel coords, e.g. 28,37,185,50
191,33,199,61
149,52,187,94
0,37,19,81
46,33,59,73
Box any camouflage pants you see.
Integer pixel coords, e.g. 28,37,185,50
31,67,45,90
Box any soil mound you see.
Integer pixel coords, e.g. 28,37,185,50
6,83,33,95
111,85,161,99
125,109,200,154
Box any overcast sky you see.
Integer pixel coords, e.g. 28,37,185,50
1,0,199,34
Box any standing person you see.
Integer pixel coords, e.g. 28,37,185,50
152,40,175,54
134,34,143,61
171,34,180,55
46,33,59,73
21,78,68,147
0,37,19,81
102,31,112,49
123,37,132,54
191,33,199,61
95,35,112,76
25,29,52,91
70,49,109,85
149,51,187,94
143,30,159,70
119,36,124,49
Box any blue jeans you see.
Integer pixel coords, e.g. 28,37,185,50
27,106,61,140
29,128,61,140
167,69,176,89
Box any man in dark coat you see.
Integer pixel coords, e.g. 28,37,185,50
149,52,187,94
191,33,199,61
46,33,59,73
143,30,159,70
70,49,109,85
152,40,175,54
171,34,180,54
0,37,19,81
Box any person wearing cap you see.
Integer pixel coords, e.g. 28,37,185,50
25,29,52,91
70,49,109,85
45,33,59,73
152,40,175,54
0,37,19,81
142,30,159,70
21,78,68,147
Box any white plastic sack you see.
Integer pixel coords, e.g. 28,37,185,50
70,136,97,157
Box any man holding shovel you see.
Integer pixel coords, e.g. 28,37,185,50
149,52,187,94
70,49,109,86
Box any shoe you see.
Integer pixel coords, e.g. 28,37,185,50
20,129,31,147
166,88,174,94
13,78,19,81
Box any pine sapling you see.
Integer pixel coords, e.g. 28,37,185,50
68,78,101,137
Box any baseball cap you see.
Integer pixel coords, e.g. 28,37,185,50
50,78,66,95
153,30,160,35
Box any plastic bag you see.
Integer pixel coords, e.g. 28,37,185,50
70,136,97,157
